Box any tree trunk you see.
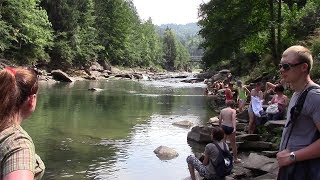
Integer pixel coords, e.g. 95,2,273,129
269,0,277,65
277,0,282,63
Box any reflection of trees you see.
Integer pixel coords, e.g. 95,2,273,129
26,80,217,179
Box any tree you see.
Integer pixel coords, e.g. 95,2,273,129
198,0,270,69
0,0,53,64
41,0,101,69
162,28,190,71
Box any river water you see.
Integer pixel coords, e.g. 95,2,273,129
23,77,217,180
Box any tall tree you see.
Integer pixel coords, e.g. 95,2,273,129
0,0,53,64
162,28,190,71
41,0,101,69
198,0,270,69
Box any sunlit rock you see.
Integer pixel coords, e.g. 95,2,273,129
172,120,193,128
153,146,178,160
242,153,278,175
51,69,74,82
187,125,213,144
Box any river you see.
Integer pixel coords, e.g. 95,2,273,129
23,77,217,180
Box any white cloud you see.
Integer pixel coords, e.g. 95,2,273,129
133,0,206,25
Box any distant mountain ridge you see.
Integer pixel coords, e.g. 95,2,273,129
156,23,200,40
156,23,203,57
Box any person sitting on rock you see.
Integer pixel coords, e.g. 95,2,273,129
219,100,241,163
267,85,288,121
186,127,230,180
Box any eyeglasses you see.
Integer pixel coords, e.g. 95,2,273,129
279,62,305,71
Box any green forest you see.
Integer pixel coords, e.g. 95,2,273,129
198,0,320,78
0,0,195,71
1,0,320,77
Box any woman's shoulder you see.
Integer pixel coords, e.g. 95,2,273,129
206,141,227,150
0,125,34,152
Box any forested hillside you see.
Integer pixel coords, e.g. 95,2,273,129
198,0,320,77
157,23,203,57
0,0,192,71
2,0,319,77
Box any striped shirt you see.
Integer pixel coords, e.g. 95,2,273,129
0,125,45,179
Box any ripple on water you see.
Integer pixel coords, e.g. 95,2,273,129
88,114,202,179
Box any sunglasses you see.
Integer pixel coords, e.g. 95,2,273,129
278,62,305,71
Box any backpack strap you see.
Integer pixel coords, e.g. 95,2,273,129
284,85,320,149
212,141,226,152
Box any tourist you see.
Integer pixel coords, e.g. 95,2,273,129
225,82,235,105
266,85,288,121
277,45,320,179
219,100,241,163
186,127,229,180
0,67,45,179
247,82,264,134
236,80,250,112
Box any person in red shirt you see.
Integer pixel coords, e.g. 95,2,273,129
225,82,235,105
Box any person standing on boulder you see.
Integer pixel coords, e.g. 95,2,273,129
236,80,250,112
219,100,241,163
277,45,320,179
247,82,264,134
225,82,235,105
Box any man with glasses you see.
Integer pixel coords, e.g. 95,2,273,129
276,45,320,179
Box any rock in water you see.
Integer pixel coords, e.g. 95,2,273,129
153,146,178,160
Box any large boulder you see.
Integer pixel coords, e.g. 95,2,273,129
89,62,104,72
51,70,74,82
187,125,213,144
153,146,178,160
238,141,274,151
243,153,278,175
264,120,286,129
236,134,260,142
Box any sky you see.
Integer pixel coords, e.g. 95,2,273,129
132,0,208,25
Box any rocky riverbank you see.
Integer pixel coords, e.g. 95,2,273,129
179,110,286,180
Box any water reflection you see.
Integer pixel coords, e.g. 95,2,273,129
23,80,216,179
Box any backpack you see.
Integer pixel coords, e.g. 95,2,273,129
212,142,233,178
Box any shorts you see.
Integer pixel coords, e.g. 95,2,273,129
222,125,234,135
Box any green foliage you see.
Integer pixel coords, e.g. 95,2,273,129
42,0,102,69
198,0,320,77
162,28,191,71
198,0,270,70
0,0,53,64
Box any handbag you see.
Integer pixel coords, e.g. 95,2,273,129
266,103,279,114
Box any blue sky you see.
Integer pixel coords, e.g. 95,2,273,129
132,0,208,25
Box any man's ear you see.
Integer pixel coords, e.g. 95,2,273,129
301,63,309,73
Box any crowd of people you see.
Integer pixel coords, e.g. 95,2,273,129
187,45,320,180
